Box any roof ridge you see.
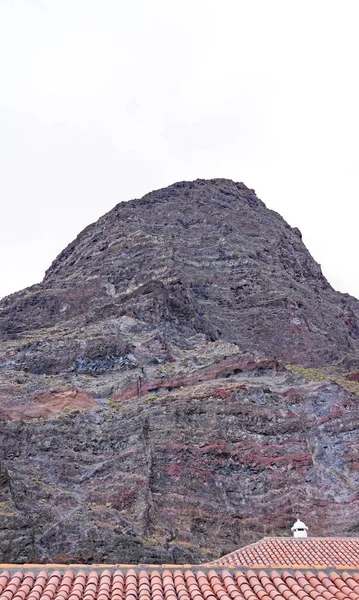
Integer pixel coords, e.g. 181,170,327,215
2,564,359,572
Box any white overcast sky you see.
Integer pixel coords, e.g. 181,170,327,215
0,0,358,301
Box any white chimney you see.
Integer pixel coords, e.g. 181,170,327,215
291,518,308,538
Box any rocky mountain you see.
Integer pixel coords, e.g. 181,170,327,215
1,178,359,564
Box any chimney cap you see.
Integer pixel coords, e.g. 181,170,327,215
291,518,308,537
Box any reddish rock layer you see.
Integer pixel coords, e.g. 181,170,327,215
1,390,96,421
114,356,283,402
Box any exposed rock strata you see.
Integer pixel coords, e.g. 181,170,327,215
2,358,359,564
1,179,358,366
0,179,359,564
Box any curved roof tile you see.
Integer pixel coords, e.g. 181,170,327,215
2,570,359,600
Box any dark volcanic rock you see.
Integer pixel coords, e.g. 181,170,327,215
1,178,359,564
1,179,358,366
2,365,359,564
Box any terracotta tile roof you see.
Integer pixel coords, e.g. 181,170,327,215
2,538,359,600
2,567,359,600
213,538,359,568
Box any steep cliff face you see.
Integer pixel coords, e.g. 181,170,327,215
2,355,359,564
1,179,359,564
1,179,358,366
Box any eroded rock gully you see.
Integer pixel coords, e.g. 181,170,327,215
1,178,359,564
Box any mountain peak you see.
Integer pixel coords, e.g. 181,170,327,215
2,178,358,366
